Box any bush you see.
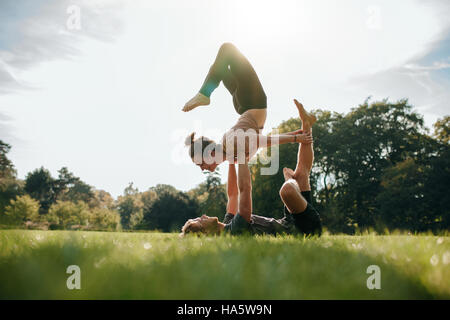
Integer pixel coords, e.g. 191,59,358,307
3,195,40,226
90,208,121,231
45,201,90,229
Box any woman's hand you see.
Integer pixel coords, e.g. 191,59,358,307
294,132,313,144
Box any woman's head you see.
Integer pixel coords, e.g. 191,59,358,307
180,215,221,236
185,132,220,172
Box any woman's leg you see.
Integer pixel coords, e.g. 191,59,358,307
221,68,238,96
183,43,239,112
183,43,265,113
198,43,240,98
279,100,316,213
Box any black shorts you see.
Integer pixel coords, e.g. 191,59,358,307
284,191,322,236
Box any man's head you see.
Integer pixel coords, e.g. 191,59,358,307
180,214,222,236
185,132,220,172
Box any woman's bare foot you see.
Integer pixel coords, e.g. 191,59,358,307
294,99,316,126
283,167,295,181
182,93,210,112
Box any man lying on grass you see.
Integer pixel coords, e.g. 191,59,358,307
180,100,322,237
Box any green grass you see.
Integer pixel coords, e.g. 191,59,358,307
0,230,449,299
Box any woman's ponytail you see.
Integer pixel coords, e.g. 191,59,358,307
185,132,196,147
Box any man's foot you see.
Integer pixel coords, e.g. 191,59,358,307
283,167,295,181
182,92,210,112
294,99,316,126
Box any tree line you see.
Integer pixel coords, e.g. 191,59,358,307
0,144,227,232
0,99,448,233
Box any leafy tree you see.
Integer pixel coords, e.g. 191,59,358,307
376,159,429,231
423,116,450,230
90,189,115,210
0,141,15,178
24,167,55,213
0,140,21,212
189,169,227,218
52,167,77,197
64,179,94,204
45,200,90,229
116,182,144,229
24,166,95,214
3,195,40,225
54,167,95,205
141,184,199,232
90,208,121,231
433,116,449,144
323,99,427,230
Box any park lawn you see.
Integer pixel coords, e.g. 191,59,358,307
0,230,448,299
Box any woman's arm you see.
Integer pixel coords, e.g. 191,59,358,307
237,163,252,222
224,131,313,163
226,164,238,215
256,132,312,148
284,129,303,135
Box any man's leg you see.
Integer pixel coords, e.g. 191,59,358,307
279,176,308,214
293,99,314,192
279,100,315,213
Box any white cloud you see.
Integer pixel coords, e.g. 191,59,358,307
351,66,449,115
404,62,450,71
0,0,124,93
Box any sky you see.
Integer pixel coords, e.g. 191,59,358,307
1,0,449,198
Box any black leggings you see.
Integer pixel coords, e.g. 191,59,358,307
199,43,267,115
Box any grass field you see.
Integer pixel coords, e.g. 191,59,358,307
0,230,449,299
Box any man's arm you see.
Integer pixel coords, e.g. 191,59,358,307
226,164,238,215
237,163,252,222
